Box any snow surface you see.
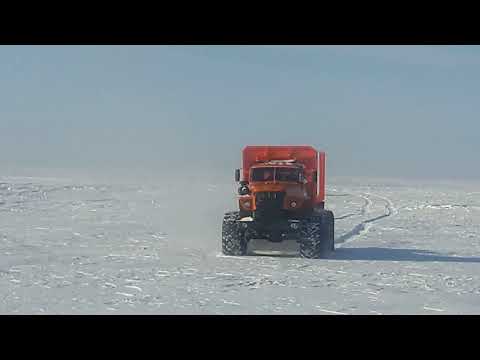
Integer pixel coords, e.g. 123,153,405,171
1,175,480,314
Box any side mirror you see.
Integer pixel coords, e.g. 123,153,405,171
312,171,317,183
235,169,240,182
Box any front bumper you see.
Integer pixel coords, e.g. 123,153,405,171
238,216,302,240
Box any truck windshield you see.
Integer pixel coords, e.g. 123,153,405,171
251,167,300,182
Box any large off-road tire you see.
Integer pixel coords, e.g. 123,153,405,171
222,212,247,256
323,210,335,252
327,210,335,251
299,210,335,259
299,217,322,259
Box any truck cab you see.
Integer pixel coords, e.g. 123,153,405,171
237,161,314,219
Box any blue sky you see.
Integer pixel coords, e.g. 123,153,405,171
1,45,479,180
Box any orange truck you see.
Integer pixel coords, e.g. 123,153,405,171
222,145,334,258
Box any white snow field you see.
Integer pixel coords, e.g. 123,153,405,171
1,174,480,314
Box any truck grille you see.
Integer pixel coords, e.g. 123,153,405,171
255,191,285,209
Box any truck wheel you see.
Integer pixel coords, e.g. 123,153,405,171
319,210,335,254
326,210,335,252
299,217,322,259
222,212,247,256
300,211,334,259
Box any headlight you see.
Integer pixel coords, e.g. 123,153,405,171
290,201,297,208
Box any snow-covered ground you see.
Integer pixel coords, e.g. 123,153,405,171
1,175,480,314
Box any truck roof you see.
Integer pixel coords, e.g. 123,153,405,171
242,146,320,172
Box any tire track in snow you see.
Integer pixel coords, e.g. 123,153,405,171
333,193,371,220
360,195,373,215
335,192,397,246
335,213,357,220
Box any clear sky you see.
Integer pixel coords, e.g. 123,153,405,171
1,45,479,180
